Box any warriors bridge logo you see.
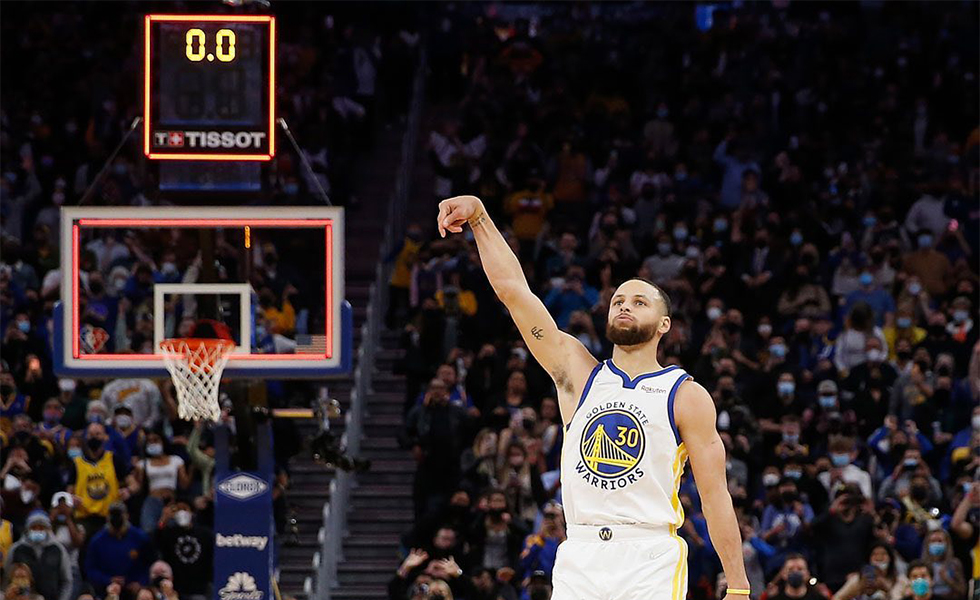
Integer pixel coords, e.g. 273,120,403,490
577,409,646,488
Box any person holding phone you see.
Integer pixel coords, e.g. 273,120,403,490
833,543,908,600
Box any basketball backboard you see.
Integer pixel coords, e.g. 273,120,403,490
55,206,350,378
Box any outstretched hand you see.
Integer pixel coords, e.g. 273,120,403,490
437,195,483,237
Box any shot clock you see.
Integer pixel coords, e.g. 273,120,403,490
144,15,275,160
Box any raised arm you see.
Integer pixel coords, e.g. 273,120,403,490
437,195,598,424
674,379,751,599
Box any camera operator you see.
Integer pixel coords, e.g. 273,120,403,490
811,485,877,592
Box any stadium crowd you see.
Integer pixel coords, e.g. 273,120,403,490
388,3,978,600
0,4,417,600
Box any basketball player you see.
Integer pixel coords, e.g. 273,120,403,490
437,195,751,600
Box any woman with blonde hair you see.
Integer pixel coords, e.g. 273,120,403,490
459,428,499,490
918,529,965,600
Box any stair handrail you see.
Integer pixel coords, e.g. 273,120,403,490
313,42,426,600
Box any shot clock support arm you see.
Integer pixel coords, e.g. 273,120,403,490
278,118,332,206
78,117,142,206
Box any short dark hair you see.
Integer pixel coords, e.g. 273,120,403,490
622,277,672,317
907,559,930,577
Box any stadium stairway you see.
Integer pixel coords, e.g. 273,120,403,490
331,339,412,600
277,124,408,600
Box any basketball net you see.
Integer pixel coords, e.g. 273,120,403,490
159,338,234,422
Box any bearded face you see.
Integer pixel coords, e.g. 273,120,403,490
606,318,657,346
605,279,670,347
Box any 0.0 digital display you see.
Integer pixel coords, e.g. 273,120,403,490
144,15,276,161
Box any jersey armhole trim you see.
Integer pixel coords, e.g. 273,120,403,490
565,362,603,431
667,373,692,446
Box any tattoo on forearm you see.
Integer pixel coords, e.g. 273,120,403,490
468,211,487,228
531,326,544,340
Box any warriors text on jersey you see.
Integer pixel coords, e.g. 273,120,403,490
560,360,692,528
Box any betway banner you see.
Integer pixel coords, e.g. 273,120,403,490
213,425,275,600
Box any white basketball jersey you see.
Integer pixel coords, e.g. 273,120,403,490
560,360,692,528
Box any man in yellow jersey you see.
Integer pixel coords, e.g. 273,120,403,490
68,422,129,537
437,195,751,600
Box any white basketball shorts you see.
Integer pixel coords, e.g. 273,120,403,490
551,524,689,600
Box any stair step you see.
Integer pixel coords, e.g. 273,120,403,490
361,437,400,450
352,496,414,510
352,484,412,498
276,572,308,588
347,520,408,534
360,458,415,472
361,448,410,460
355,471,413,485
343,544,399,561
337,571,395,587
279,546,317,561
365,402,404,415
349,508,414,522
331,587,389,600
344,533,402,546
363,414,405,427
339,560,401,573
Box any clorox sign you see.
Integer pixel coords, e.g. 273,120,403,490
219,572,263,600
218,474,268,501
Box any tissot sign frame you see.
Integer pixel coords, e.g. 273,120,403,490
143,14,276,161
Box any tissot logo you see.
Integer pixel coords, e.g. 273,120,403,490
217,474,268,501
640,385,667,394
153,131,267,149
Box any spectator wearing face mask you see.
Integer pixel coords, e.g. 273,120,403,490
832,543,908,600
66,423,129,537
466,489,526,572
642,232,685,286
48,493,84,600
154,501,212,600
877,448,941,506
817,436,872,500
99,379,162,431
917,530,965,600
842,267,896,328
0,453,43,531
944,295,976,351
760,477,813,570
756,373,806,443
35,399,70,450
900,230,952,298
82,402,130,469
108,406,142,461
84,503,155,597
835,303,888,376
806,381,860,450
844,337,899,436
902,560,935,600
3,510,72,600
129,432,189,532
883,307,927,361
765,554,828,600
